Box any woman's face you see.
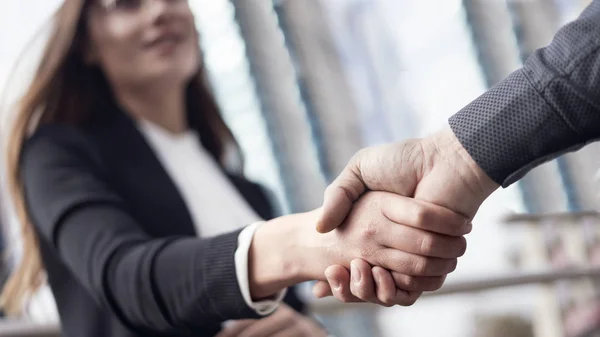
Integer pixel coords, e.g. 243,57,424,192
85,0,200,88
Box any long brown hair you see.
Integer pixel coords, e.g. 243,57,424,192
1,0,237,315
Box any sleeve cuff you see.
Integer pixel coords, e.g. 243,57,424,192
449,69,584,187
235,221,287,316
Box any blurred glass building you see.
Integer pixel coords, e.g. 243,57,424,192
1,0,600,336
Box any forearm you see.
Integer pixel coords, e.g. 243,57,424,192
58,206,258,333
449,0,600,187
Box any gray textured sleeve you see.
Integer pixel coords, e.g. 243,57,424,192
449,0,600,187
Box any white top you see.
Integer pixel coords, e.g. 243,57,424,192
137,119,285,317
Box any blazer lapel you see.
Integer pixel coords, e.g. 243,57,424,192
89,106,197,237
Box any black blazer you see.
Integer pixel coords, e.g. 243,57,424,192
21,103,305,337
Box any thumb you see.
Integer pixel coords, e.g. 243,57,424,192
316,158,366,233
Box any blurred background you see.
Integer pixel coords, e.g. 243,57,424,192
1,0,600,336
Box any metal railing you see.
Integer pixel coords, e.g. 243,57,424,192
308,266,600,315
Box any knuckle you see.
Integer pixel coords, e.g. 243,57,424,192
360,222,379,240
418,234,436,255
412,256,429,275
414,206,432,227
402,275,417,290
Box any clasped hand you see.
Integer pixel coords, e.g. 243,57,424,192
307,128,498,307
309,191,470,306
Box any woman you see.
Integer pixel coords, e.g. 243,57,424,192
1,0,470,336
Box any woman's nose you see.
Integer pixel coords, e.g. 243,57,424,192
143,0,178,23
145,0,169,15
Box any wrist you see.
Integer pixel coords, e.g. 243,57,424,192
431,127,499,198
248,210,326,298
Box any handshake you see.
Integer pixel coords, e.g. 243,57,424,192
250,128,499,307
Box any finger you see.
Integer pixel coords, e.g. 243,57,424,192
369,267,394,307
390,272,446,292
373,266,422,306
312,281,333,298
381,195,472,236
325,265,363,303
316,156,366,233
378,249,458,276
372,266,398,307
349,259,378,303
378,221,468,259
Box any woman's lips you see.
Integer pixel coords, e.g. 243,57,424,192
145,33,185,55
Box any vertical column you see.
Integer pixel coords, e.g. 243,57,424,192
229,0,326,212
463,0,522,87
508,0,560,60
274,0,363,178
191,0,290,214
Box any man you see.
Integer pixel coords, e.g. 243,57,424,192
313,0,600,306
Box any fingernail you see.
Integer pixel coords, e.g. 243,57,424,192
351,262,361,283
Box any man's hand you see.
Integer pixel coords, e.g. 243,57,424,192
318,128,498,233
215,304,328,337
313,128,498,302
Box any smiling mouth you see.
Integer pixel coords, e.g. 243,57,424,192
145,34,185,51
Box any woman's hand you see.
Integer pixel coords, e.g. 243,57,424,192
312,258,442,307
215,304,328,337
